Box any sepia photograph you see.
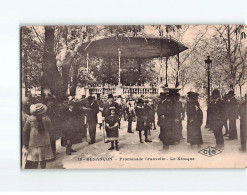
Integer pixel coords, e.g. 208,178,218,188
21,25,247,169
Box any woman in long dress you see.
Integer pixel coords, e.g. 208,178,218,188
61,100,84,155
186,92,203,147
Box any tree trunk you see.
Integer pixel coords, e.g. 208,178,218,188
23,52,29,97
70,63,79,96
41,26,59,99
61,54,74,98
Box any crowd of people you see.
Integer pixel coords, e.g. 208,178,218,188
21,88,247,169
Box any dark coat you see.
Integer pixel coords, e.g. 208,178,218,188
150,104,156,122
60,104,84,145
135,105,146,131
187,100,203,145
144,104,153,130
172,100,183,142
210,98,225,131
84,100,99,124
157,100,171,127
105,115,119,138
228,97,239,120
239,101,247,143
222,96,229,121
46,104,61,140
103,102,120,118
157,99,174,145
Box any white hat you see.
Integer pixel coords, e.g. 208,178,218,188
30,103,48,115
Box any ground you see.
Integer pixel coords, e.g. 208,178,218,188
46,108,247,169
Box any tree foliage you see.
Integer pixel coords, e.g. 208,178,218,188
21,25,247,98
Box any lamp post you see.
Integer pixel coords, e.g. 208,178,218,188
118,48,121,86
165,57,168,87
205,56,213,128
175,53,180,88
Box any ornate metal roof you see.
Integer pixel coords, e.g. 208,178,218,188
79,34,188,59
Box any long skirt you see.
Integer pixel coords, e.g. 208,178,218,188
159,121,174,145
173,120,182,142
229,119,238,139
136,117,145,131
187,121,203,145
27,145,54,162
106,126,119,141
61,116,83,146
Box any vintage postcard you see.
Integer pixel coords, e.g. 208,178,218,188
21,25,247,169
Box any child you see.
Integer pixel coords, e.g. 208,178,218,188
135,98,152,143
105,107,120,151
23,103,54,169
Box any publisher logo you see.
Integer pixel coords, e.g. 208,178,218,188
198,146,222,157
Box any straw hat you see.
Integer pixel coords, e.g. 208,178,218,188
30,103,48,115
109,106,116,110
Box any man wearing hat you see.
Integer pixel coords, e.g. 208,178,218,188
227,90,239,140
186,92,203,147
103,94,121,119
210,89,225,148
60,98,85,155
125,98,135,133
103,94,121,138
83,95,99,144
239,94,247,152
143,98,153,136
157,92,173,149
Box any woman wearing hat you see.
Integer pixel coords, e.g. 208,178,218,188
22,103,54,169
61,100,84,155
157,92,173,149
105,107,120,151
227,90,239,140
186,92,203,147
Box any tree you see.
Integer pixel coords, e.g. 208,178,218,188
21,26,43,96
41,26,59,98
209,25,247,92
